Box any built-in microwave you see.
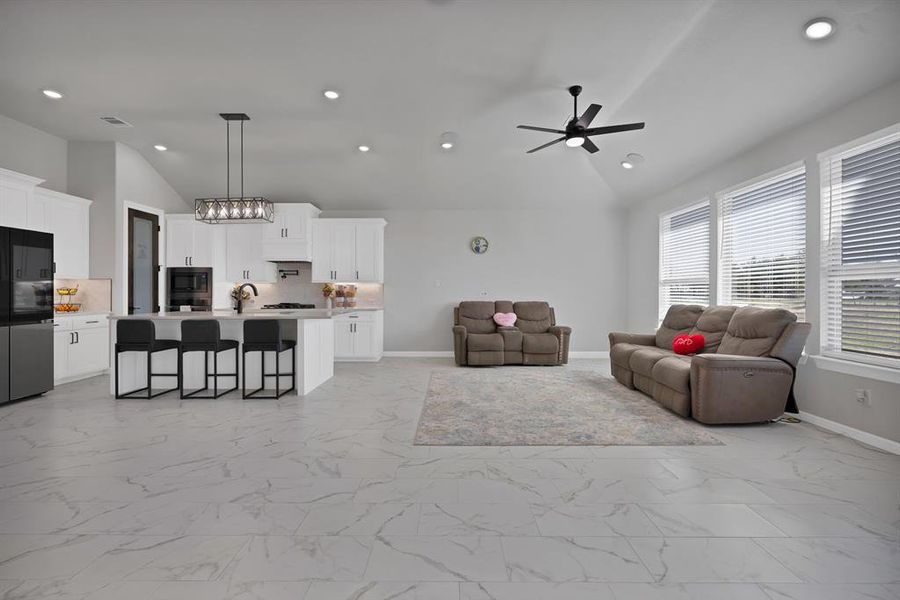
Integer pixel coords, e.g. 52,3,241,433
167,267,212,311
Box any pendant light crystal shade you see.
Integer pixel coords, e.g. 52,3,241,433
195,197,274,224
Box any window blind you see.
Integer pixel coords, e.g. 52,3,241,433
719,166,806,320
659,201,710,321
821,131,900,364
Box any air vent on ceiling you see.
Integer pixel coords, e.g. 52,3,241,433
99,116,133,128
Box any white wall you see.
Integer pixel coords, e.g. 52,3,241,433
67,141,117,279
322,207,628,353
0,114,68,193
625,79,900,443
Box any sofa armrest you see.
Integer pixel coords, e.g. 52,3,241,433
452,325,467,366
690,354,794,424
497,326,520,332
548,325,572,364
608,332,656,347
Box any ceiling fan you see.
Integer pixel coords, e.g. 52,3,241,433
517,85,645,154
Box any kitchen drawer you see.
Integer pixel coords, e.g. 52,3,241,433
336,311,377,323
53,318,74,331
70,314,110,330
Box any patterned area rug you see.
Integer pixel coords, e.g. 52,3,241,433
414,368,722,446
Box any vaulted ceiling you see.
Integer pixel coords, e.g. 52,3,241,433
1,0,898,209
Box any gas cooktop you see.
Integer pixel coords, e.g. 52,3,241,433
261,303,316,310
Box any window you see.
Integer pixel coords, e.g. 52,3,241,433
821,129,900,366
718,165,806,319
659,201,710,321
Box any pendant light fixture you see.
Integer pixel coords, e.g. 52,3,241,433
195,113,274,224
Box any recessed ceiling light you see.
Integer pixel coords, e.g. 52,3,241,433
565,136,585,148
621,152,644,169
358,145,371,153
804,18,835,40
439,131,458,150
42,89,63,99
323,90,340,100
154,144,168,152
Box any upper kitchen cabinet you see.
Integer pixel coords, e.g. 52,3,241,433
166,214,213,268
31,188,92,279
0,167,43,230
311,218,386,283
226,224,277,282
261,203,321,262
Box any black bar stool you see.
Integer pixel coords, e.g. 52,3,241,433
242,319,296,399
180,320,239,399
115,320,181,399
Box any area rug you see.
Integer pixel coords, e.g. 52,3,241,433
414,368,722,446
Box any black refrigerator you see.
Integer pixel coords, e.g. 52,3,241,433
0,227,55,404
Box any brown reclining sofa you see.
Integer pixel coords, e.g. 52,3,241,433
453,301,571,366
609,304,810,424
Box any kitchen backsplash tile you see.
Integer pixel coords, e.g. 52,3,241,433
244,262,383,309
53,278,112,314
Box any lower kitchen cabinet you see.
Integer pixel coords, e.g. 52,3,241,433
333,310,383,361
54,314,110,384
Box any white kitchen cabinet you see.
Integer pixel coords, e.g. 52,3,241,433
311,218,385,283
34,188,92,279
262,203,320,262
226,225,277,282
0,168,42,229
54,314,110,384
333,310,383,361
166,215,213,268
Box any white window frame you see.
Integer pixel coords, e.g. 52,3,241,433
658,199,710,323
818,124,900,371
716,161,807,319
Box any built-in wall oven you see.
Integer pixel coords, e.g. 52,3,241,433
1,226,55,404
166,267,212,311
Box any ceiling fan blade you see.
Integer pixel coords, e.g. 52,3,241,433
576,104,602,128
517,125,567,134
581,138,599,154
584,122,645,136
526,137,565,154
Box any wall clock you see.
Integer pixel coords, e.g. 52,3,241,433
470,236,489,254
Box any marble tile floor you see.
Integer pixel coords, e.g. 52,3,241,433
0,358,897,600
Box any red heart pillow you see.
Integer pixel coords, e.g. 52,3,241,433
673,334,705,355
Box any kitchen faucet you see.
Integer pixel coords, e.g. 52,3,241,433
235,282,258,314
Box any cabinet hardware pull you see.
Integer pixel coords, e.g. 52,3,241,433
86,320,99,324
69,332,74,344
75,331,79,344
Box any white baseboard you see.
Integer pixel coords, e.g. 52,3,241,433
570,351,609,359
381,351,609,359
799,411,900,456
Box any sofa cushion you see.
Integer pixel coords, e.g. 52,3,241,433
652,355,692,393
522,332,559,354
691,305,737,352
467,333,504,352
498,327,523,352
610,343,645,368
514,301,553,333
656,304,704,349
630,346,675,377
717,306,797,357
458,301,498,334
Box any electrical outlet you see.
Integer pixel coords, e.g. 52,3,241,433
480,290,488,297
855,389,871,406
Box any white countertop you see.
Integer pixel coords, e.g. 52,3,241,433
54,311,112,318
109,307,382,321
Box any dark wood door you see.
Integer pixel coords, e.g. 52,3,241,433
127,209,160,315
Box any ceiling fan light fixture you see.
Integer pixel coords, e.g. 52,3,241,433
622,152,644,169
621,161,634,169
804,18,835,40
565,136,585,148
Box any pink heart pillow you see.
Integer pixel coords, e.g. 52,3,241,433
493,312,517,327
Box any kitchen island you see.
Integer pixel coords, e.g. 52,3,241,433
109,308,382,397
